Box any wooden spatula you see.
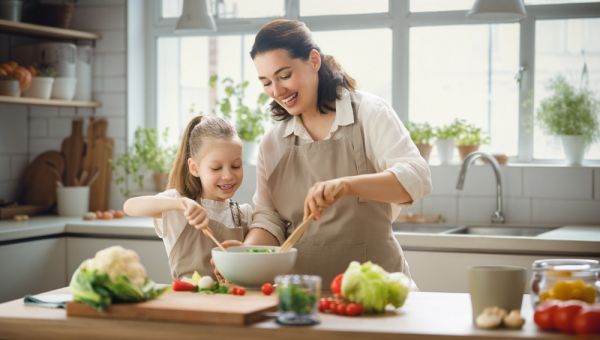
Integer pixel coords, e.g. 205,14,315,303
202,228,227,252
278,182,344,253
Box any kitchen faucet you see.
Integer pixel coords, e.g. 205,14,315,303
456,151,505,224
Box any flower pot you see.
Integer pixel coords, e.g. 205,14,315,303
457,144,480,161
435,139,455,164
416,143,432,162
23,77,54,99
242,141,258,165
0,79,20,96
560,135,586,166
152,172,169,192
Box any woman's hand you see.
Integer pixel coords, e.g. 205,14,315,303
180,197,209,230
303,178,349,221
211,240,243,283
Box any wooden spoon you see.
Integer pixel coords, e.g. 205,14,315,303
278,182,344,253
202,228,227,252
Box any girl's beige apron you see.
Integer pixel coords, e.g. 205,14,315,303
169,203,246,280
268,92,412,286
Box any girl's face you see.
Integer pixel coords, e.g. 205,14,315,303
188,138,243,201
253,48,321,116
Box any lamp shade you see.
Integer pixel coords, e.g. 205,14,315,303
175,0,216,32
467,0,527,21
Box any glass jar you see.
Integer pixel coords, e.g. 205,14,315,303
275,275,321,325
530,259,600,308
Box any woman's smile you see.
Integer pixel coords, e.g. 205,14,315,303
281,92,298,107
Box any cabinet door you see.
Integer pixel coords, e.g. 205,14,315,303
404,251,600,293
0,237,66,303
66,238,171,284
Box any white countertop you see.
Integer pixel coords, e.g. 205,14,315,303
1,216,599,255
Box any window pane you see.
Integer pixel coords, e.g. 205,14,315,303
300,0,387,16
409,24,520,159
218,0,284,18
410,0,474,12
162,0,183,18
534,18,600,161
311,29,392,103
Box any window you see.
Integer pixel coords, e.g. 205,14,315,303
534,18,600,160
410,24,520,156
152,0,600,164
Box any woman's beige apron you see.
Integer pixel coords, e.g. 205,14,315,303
169,202,246,280
268,93,411,286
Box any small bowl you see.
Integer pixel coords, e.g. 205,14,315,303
212,245,297,287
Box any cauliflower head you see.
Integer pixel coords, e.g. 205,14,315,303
80,245,147,288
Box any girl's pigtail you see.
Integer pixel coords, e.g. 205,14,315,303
167,115,203,199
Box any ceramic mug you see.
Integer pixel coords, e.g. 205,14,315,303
57,186,89,217
468,265,527,323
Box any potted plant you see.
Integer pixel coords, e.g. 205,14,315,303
456,121,490,160
406,122,434,162
536,75,599,165
111,127,177,197
434,119,463,164
210,75,270,164
23,63,56,100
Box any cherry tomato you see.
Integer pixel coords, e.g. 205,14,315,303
172,280,195,291
330,273,343,296
554,301,584,334
335,302,347,315
231,286,246,296
261,283,273,296
534,301,559,331
345,303,363,316
574,307,600,335
319,298,329,312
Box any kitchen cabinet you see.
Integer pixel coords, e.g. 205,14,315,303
404,250,600,293
0,18,100,108
66,237,171,284
0,237,66,303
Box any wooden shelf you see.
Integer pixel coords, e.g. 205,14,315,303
0,95,100,108
0,19,100,40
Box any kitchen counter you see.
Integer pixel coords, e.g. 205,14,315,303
1,216,599,256
0,287,574,340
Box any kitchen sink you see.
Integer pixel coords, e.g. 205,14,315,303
446,225,558,237
392,223,463,234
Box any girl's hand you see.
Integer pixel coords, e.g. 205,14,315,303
210,240,243,283
180,197,209,230
303,178,349,221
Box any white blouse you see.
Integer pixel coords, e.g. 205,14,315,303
153,189,253,256
250,89,432,244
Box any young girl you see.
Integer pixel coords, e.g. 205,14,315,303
123,115,252,280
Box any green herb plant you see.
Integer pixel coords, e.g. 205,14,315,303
455,121,490,146
210,74,270,142
434,119,464,140
111,127,177,197
536,75,599,145
406,122,434,145
277,285,317,315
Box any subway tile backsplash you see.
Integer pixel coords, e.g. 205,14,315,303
523,167,594,200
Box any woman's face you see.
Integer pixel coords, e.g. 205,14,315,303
253,48,321,116
188,138,243,201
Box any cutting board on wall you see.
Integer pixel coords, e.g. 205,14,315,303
61,119,85,186
82,118,113,211
19,151,64,208
66,291,277,325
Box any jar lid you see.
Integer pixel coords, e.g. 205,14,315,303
532,259,600,272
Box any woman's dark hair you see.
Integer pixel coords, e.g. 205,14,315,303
250,19,356,121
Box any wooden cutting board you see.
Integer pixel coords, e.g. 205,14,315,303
61,119,85,186
82,118,113,211
19,151,64,208
66,291,277,325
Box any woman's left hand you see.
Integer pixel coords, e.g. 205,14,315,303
303,178,349,221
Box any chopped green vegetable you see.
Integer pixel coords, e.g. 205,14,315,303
243,248,275,253
277,285,317,315
341,261,410,313
69,246,168,311
198,281,230,294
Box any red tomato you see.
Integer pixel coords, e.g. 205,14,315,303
172,280,195,291
345,303,363,316
319,298,329,312
534,301,559,331
231,287,246,296
574,307,600,335
330,274,343,296
554,301,584,334
335,302,347,315
261,283,273,296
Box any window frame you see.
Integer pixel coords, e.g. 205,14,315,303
145,0,600,164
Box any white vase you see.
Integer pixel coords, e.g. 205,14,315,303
242,141,258,165
435,139,455,164
560,135,586,166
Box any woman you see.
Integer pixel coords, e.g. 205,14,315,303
245,19,432,287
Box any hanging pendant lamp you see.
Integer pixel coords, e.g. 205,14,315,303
467,0,527,21
175,0,216,32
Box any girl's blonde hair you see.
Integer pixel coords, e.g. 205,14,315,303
168,115,238,199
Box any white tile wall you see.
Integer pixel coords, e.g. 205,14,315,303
430,165,459,195
523,167,593,200
422,195,458,223
532,199,600,224
95,31,126,53
595,169,600,200
29,118,48,138
0,156,10,181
